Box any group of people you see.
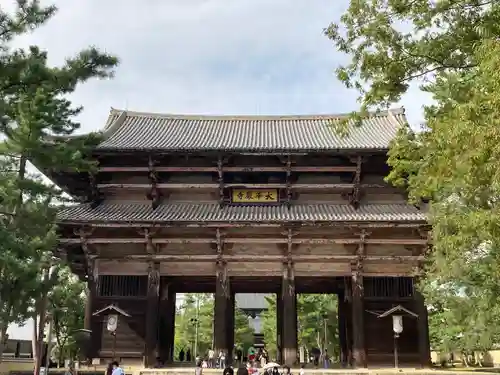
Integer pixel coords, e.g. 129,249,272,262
181,347,270,369
202,362,296,375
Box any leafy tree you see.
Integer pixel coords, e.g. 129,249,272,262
261,295,278,359
174,294,255,360
261,294,339,361
48,268,86,364
327,0,500,353
0,0,118,369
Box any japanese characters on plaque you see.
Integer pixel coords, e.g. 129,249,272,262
231,189,279,203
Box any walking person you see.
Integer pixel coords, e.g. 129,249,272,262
195,359,203,375
111,361,124,375
208,348,215,368
322,349,329,369
64,363,75,375
219,350,226,369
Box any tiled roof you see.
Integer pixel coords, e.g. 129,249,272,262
96,108,406,152
56,202,426,224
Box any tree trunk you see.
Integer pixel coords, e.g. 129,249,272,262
0,322,7,364
33,289,49,375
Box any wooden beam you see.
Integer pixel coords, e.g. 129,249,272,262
217,156,225,207
285,156,292,208
98,166,358,173
95,254,425,262
349,156,362,209
58,222,428,229
145,155,161,209
59,237,428,245
96,183,385,190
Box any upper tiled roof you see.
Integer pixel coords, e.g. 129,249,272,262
57,202,425,224
96,108,406,152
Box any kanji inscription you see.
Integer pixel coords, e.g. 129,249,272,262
231,189,279,203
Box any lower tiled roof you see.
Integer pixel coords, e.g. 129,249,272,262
56,202,426,224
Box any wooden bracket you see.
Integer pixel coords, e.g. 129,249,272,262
217,156,225,208
216,260,229,298
88,172,102,208
216,228,223,261
75,227,98,291
147,262,160,296
350,229,368,279
140,228,158,255
146,155,161,210
285,155,292,209
349,156,363,209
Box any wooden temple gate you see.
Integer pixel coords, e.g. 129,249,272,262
49,108,431,368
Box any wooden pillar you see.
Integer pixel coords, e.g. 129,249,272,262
145,264,160,367
226,293,235,365
276,291,283,364
415,291,431,367
214,262,231,357
159,282,176,363
337,292,348,367
281,262,298,366
82,286,94,361
351,266,366,368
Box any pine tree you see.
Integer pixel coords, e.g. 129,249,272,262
0,0,118,370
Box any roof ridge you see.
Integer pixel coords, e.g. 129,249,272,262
107,107,405,121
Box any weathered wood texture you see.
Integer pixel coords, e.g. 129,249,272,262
94,299,146,359
364,300,419,366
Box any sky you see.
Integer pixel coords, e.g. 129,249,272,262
6,0,432,341
9,0,432,134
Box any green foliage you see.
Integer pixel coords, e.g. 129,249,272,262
260,295,277,359
329,0,500,353
48,268,86,363
0,0,118,362
261,294,339,361
326,0,500,113
174,294,255,359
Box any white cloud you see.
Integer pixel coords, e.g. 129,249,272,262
10,0,429,133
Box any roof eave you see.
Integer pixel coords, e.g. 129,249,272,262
92,147,390,155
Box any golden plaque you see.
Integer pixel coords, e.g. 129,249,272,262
231,189,279,203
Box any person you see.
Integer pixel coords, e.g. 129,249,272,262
236,348,243,364
179,348,185,362
195,359,203,375
208,348,215,368
218,350,226,369
105,363,113,375
283,365,291,375
271,366,280,375
64,363,75,375
261,349,268,367
223,367,234,375
312,348,320,367
299,364,305,375
322,349,329,369
111,361,124,375
187,348,192,362
154,357,164,368
236,364,248,375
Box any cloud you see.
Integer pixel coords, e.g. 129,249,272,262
10,0,429,133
